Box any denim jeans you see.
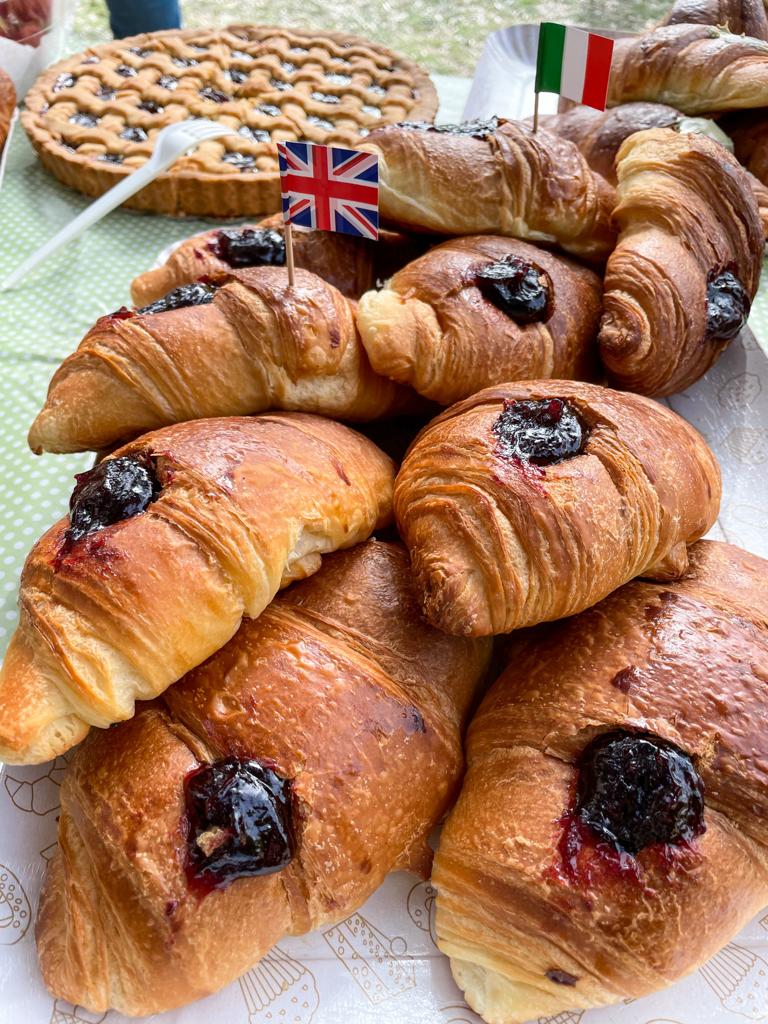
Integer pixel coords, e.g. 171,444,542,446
105,0,182,38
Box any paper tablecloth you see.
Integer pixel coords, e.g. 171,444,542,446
2,114,768,1024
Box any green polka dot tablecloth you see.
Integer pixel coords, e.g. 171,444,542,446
3,109,768,1024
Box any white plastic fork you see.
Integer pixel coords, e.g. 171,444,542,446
1,118,235,292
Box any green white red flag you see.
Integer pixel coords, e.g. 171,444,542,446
535,23,614,111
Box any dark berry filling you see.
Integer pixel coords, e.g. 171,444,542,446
52,73,76,92
96,86,117,101
81,55,100,65
67,454,159,543
396,116,499,139
158,74,179,90
547,970,578,986
492,398,585,466
138,100,163,113
326,73,351,85
69,112,98,128
270,78,290,91
311,91,340,104
184,759,294,893
476,255,553,324
227,68,248,84
115,64,137,77
172,56,198,68
369,84,386,96
706,269,750,341
119,126,148,143
99,153,124,163
308,116,334,130
210,227,285,267
258,104,281,117
238,125,270,142
199,86,231,103
137,281,217,315
575,731,705,856
230,49,251,60
128,46,153,57
281,61,297,73
221,152,256,171
289,46,308,54
362,104,381,117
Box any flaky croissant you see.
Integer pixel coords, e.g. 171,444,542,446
0,67,15,154
394,380,720,636
356,236,601,404
608,24,768,114
0,414,394,764
433,539,768,1023
36,539,492,1015
660,0,768,37
130,214,429,307
29,267,418,455
362,118,616,261
723,107,768,185
598,128,762,396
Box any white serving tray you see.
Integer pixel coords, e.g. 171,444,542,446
2,23,768,1024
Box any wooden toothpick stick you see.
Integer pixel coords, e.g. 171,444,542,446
532,91,540,134
284,219,295,288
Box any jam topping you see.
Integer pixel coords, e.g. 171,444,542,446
115,64,137,77
227,68,248,84
184,759,294,893
492,398,585,466
199,86,231,103
209,227,285,267
158,74,179,90
258,104,281,117
221,152,256,171
706,269,750,341
69,113,98,128
52,73,76,92
575,732,705,856
138,100,163,113
67,454,159,543
396,116,499,139
476,255,553,324
239,125,270,142
137,281,217,314
119,126,148,142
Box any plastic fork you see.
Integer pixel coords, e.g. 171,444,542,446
1,119,235,292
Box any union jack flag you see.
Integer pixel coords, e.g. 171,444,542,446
277,140,379,240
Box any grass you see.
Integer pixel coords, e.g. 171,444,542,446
73,0,670,76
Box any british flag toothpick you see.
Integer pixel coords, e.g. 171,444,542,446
277,140,380,241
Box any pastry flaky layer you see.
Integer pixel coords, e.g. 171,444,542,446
356,235,602,405
608,24,768,114
660,0,768,37
433,540,768,1024
29,266,419,455
35,540,492,1015
394,380,721,636
0,414,395,764
598,127,763,397
361,119,617,262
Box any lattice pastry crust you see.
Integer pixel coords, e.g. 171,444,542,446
22,24,437,217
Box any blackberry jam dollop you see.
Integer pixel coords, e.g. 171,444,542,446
492,398,585,466
184,759,294,893
706,270,750,341
576,731,705,855
137,281,217,315
209,227,286,267
476,255,553,323
67,453,159,543
395,116,499,140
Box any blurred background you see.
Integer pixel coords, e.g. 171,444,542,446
71,0,670,75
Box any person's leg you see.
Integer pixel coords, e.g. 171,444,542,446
105,0,182,38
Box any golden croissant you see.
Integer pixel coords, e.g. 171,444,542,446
36,540,492,1015
29,267,418,455
0,414,394,764
362,118,616,261
608,24,768,114
434,539,768,1023
659,0,768,37
599,127,762,396
357,235,602,404
394,380,720,636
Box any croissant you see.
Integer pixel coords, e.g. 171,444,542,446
432,539,768,1023
599,128,762,397
361,118,616,261
29,267,419,455
540,103,768,240
35,539,492,1015
659,0,768,36
0,414,394,764
130,214,430,307
394,379,721,636
356,236,602,405
723,107,768,185
607,24,768,114
0,67,15,153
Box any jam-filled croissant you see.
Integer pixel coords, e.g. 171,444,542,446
0,414,394,764
129,214,429,307
394,380,720,636
361,118,616,261
433,539,768,1023
598,127,762,396
357,235,602,404
36,540,492,1015
29,267,419,455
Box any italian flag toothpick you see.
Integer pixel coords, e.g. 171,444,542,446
533,23,615,129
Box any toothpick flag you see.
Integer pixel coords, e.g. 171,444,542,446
535,23,615,121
